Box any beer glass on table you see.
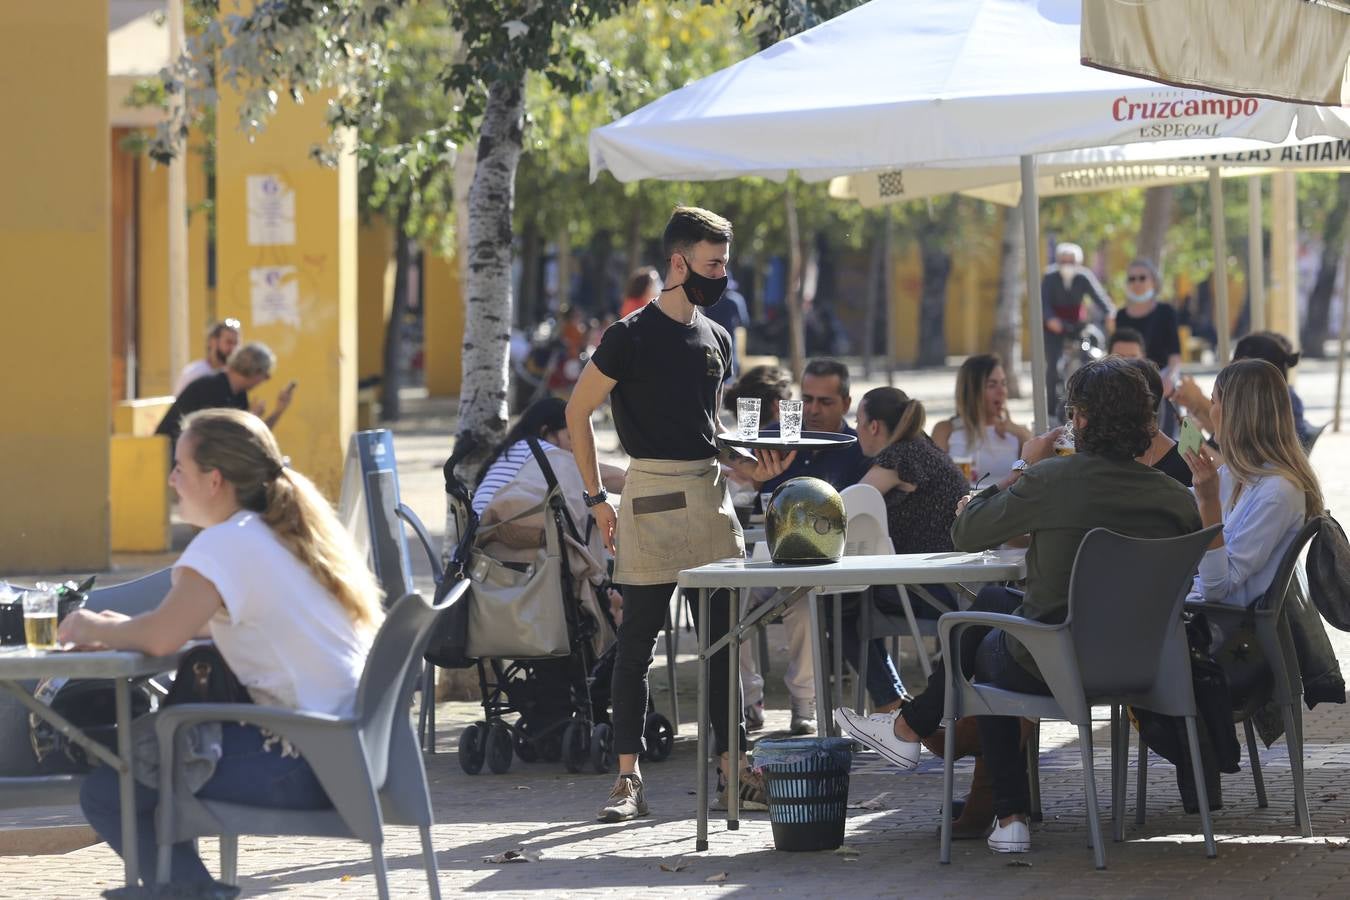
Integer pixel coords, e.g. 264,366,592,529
23,588,58,651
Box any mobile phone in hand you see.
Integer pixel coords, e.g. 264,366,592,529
1178,417,1204,457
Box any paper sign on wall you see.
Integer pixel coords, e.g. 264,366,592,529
246,174,296,246
249,266,300,327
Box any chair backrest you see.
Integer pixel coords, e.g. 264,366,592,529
354,582,470,786
1256,515,1323,615
86,568,172,617
839,484,894,556
1067,525,1221,697
1303,422,1329,454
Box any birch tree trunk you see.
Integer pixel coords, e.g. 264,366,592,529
992,204,1025,399
454,75,525,481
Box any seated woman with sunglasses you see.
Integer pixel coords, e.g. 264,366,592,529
60,409,383,889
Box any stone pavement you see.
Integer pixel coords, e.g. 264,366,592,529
6,357,1350,897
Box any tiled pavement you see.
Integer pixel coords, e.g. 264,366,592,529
6,358,1350,897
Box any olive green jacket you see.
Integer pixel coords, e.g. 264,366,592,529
951,452,1202,676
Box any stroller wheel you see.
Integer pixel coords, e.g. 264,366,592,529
642,713,675,763
512,722,539,763
486,721,514,775
458,722,487,775
562,719,589,774
590,723,615,774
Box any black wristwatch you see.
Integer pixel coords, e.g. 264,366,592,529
582,488,609,508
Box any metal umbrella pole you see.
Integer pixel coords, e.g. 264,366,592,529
1021,155,1049,432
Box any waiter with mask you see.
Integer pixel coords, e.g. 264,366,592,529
566,206,792,824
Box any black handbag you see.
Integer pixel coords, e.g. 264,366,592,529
164,644,252,706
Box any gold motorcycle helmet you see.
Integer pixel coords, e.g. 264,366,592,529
765,477,847,564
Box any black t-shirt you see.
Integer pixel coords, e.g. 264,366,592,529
1151,443,1193,487
590,304,731,460
155,372,249,445
1116,302,1182,370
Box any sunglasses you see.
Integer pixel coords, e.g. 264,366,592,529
221,318,242,329
1126,274,1150,283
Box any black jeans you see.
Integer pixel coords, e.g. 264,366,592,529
611,583,745,757
899,585,1021,737
898,585,1049,819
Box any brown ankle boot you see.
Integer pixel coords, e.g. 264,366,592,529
920,716,982,760
949,755,995,839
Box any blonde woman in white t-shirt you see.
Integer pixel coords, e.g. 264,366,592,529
932,354,1032,486
60,408,382,889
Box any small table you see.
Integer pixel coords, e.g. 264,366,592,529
0,647,184,887
678,549,1027,851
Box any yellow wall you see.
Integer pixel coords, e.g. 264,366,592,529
357,215,395,383
0,1,110,571
424,249,465,396
137,155,171,396
109,435,171,552
215,22,357,497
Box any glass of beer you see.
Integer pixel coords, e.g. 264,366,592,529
952,455,975,485
1053,423,1076,457
22,588,58,652
737,397,761,442
780,400,804,442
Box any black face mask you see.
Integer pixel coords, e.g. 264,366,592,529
668,255,728,307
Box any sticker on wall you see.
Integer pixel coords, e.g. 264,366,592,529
249,266,300,327
246,174,296,246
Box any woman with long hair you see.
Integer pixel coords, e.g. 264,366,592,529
1177,330,1316,448
1184,359,1324,607
932,354,1031,485
60,409,382,888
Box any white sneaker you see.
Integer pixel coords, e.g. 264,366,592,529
832,708,920,770
987,817,1031,853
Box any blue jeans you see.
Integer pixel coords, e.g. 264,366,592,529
81,722,332,886
842,584,957,708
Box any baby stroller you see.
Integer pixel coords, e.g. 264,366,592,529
433,437,673,776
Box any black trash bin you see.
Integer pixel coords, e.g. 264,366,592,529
752,737,853,852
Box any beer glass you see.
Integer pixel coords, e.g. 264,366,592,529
780,400,804,442
1053,422,1076,456
952,455,975,485
23,588,58,651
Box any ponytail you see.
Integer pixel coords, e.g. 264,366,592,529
861,386,926,445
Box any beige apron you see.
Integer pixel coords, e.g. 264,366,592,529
612,457,744,586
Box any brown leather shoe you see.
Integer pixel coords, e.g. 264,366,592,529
920,715,983,760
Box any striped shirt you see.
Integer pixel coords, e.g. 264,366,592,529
472,440,557,516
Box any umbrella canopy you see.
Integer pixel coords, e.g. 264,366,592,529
589,0,1350,184
1081,0,1350,108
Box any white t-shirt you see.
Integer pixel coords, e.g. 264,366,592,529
472,439,558,516
945,420,1021,485
174,358,218,395
175,511,373,717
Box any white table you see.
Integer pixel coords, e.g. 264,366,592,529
677,549,1027,850
0,646,183,887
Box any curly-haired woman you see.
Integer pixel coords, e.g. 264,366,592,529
834,357,1200,855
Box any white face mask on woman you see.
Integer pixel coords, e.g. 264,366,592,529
1126,288,1156,305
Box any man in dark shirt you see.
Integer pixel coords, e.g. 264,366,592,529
1041,242,1114,420
156,342,295,446
566,206,790,824
834,358,1200,855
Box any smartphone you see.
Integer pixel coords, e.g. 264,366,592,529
1178,417,1204,457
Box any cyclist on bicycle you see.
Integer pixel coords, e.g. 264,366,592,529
1041,242,1115,421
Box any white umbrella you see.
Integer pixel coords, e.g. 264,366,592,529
589,0,1350,428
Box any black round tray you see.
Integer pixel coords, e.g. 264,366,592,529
718,431,858,453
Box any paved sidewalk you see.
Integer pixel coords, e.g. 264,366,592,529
5,357,1350,897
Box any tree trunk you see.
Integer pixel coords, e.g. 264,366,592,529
992,203,1025,399
784,183,806,381
916,200,957,368
1137,185,1175,270
379,201,412,422
626,201,644,274
1301,172,1350,357
454,75,525,482
861,213,885,377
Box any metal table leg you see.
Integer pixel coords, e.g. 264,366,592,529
695,587,710,852
727,589,740,831
115,678,138,887
808,591,830,738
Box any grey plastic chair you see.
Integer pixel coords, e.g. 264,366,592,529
153,585,467,898
86,568,173,617
1136,515,1324,838
937,525,1222,869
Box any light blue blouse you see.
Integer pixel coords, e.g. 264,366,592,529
1189,466,1306,608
